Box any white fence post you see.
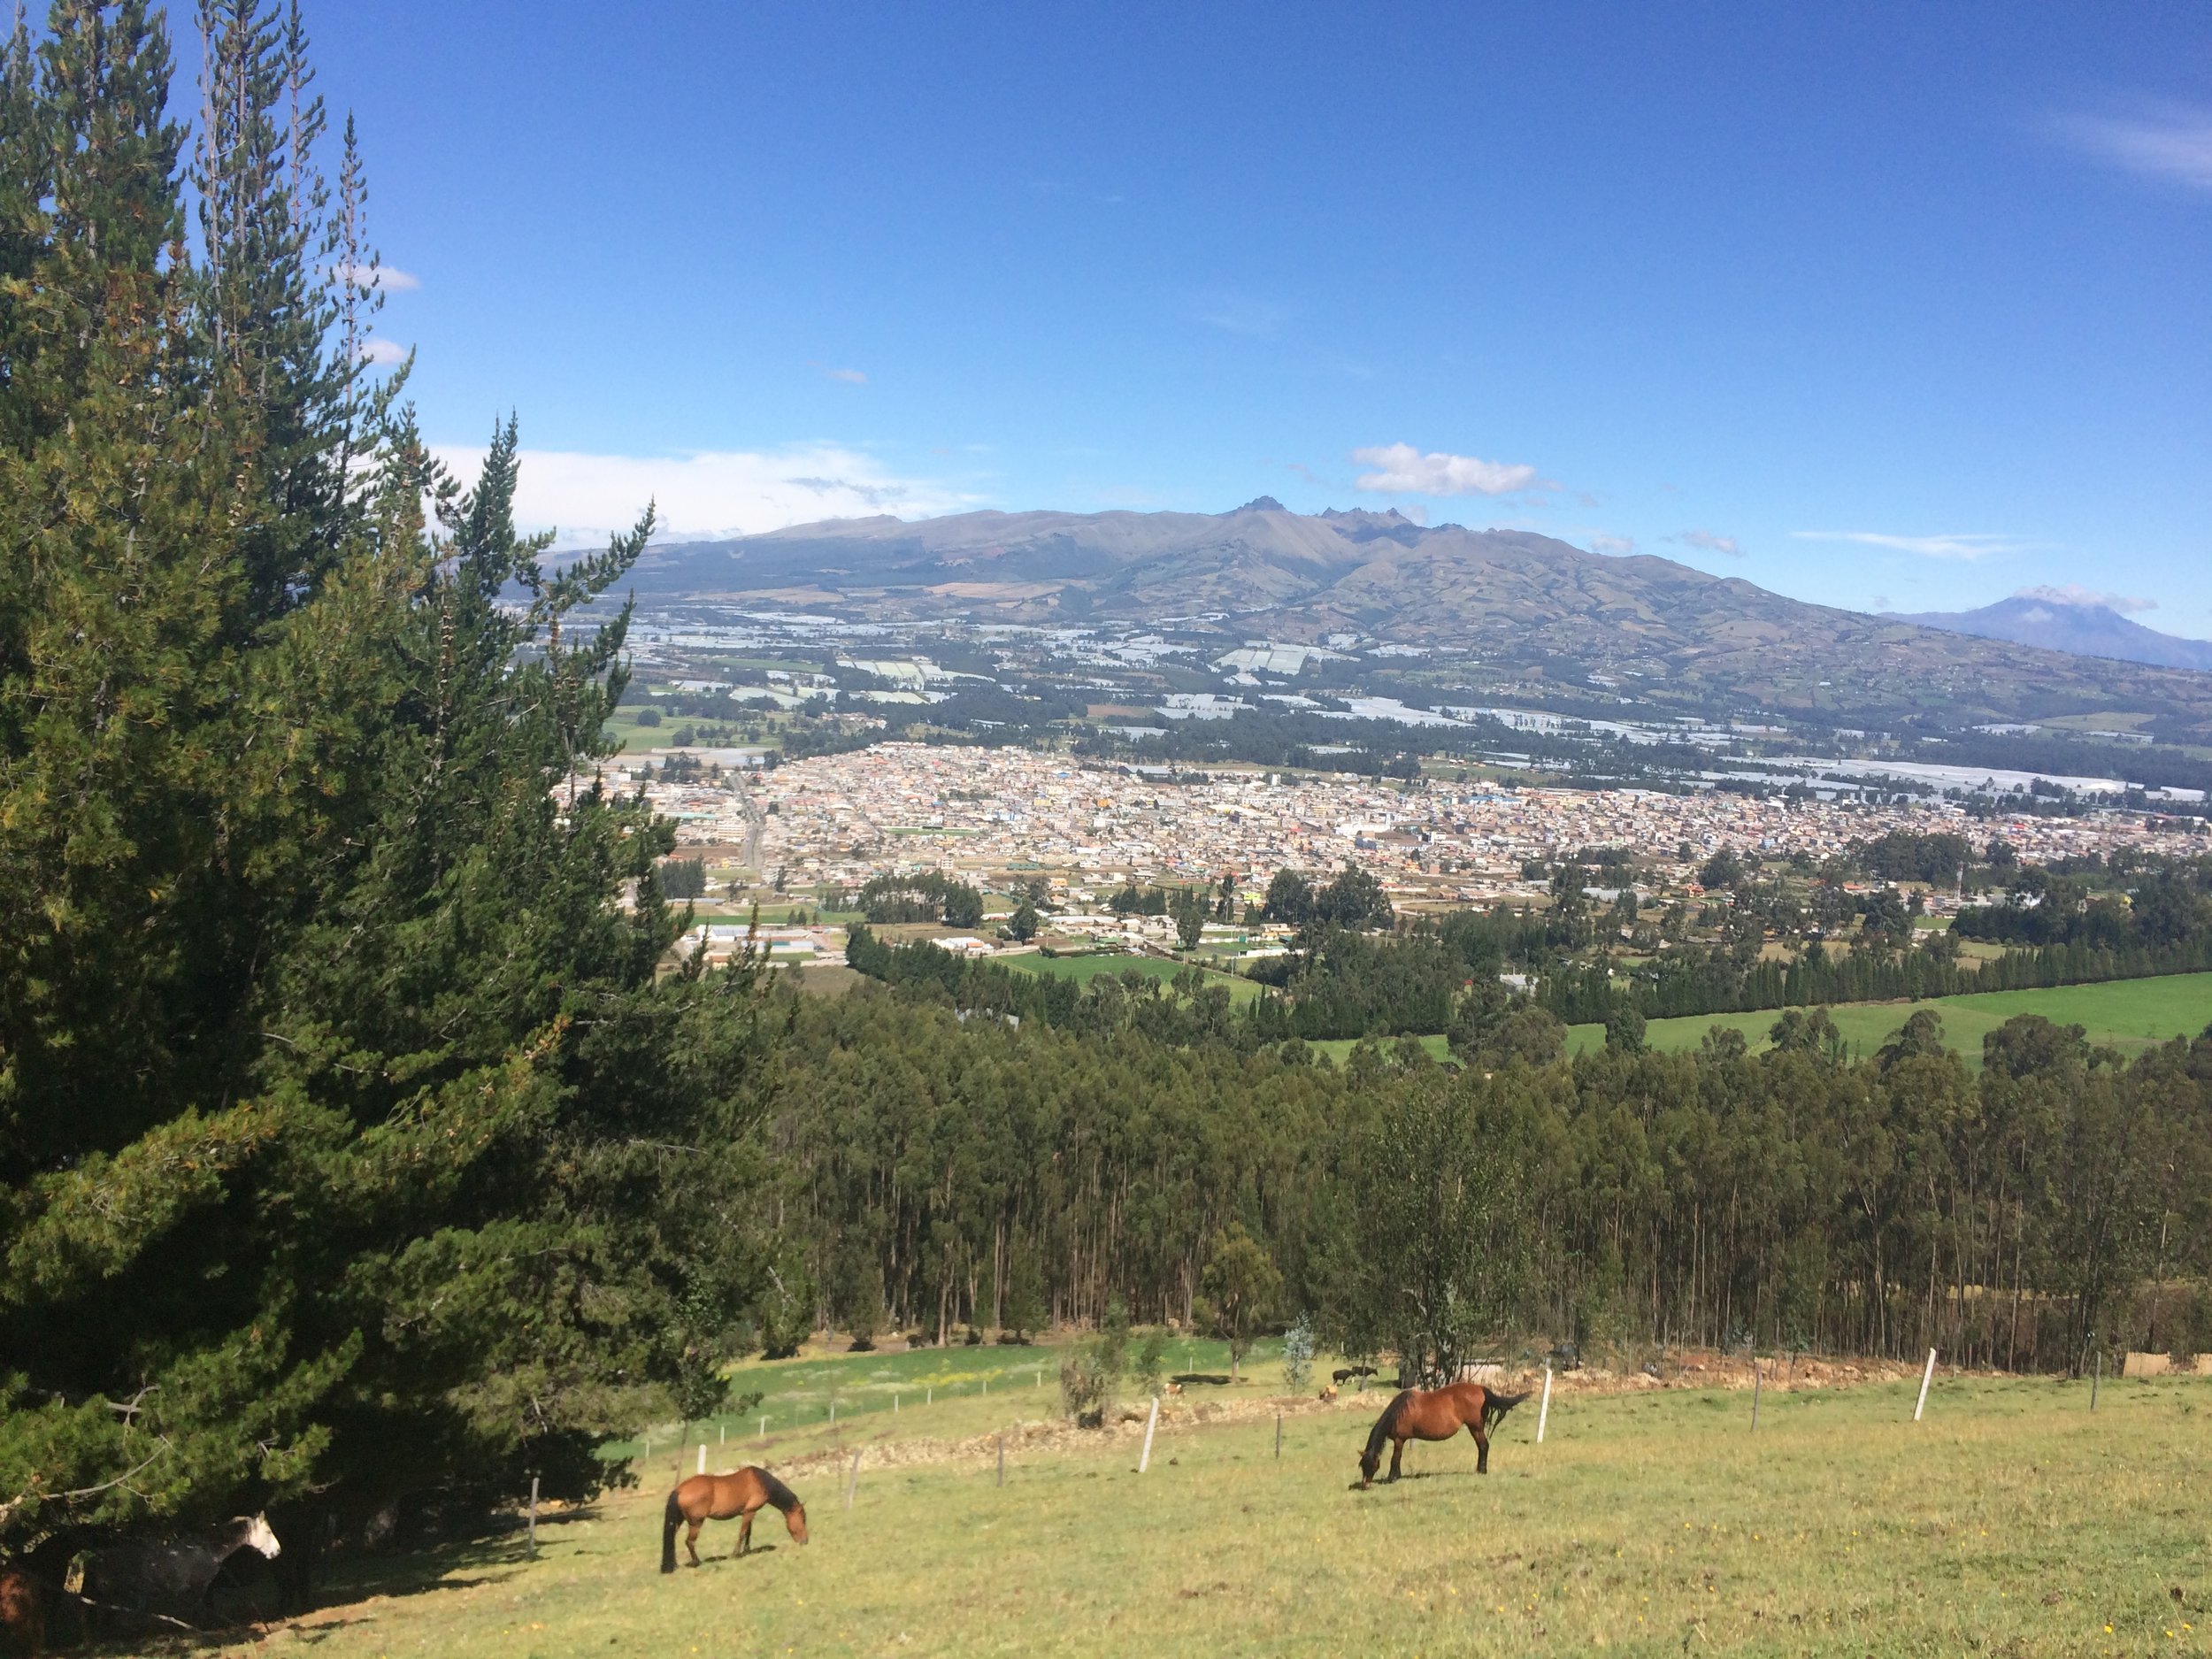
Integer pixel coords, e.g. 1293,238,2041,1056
845,1448,860,1510
1913,1348,1937,1421
526,1476,540,1558
1750,1356,1762,1432
696,1443,706,1475
1536,1362,1553,1444
1138,1395,1160,1472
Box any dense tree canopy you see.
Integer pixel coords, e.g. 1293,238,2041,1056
0,1,780,1562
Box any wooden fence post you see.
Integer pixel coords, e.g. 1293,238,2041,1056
845,1448,860,1510
1536,1363,1553,1444
1275,1411,1283,1460
1751,1357,1762,1432
2091,1352,2101,1412
1138,1395,1160,1472
1913,1348,1937,1421
996,1434,1005,1488
526,1476,540,1559
696,1443,705,1475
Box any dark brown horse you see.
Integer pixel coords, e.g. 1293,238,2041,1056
1357,1382,1528,1487
660,1469,808,1572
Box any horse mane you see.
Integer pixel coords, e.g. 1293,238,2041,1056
753,1468,802,1514
1362,1389,1411,1464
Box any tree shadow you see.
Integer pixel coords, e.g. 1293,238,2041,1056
62,1508,596,1655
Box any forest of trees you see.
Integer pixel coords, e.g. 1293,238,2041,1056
773,978,2212,1383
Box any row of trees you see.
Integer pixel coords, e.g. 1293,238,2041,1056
772,974,2212,1383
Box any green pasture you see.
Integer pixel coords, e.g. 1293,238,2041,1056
1568,972,2212,1065
256,1369,2212,1658
1002,951,1262,1003
1309,1033,1453,1066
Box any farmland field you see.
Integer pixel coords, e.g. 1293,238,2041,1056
219,1352,2211,1658
1568,971,2212,1064
1002,951,1261,1002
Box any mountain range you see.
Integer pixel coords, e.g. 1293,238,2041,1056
1890,593,2212,674
612,501,2212,735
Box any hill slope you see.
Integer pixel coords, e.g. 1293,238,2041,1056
618,502,2212,732
1893,594,2212,673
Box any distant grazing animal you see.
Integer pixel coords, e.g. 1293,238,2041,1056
81,1514,280,1623
1357,1384,1528,1488
1317,1384,1338,1402
661,1470,808,1572
0,1567,42,1656
1332,1365,1378,1386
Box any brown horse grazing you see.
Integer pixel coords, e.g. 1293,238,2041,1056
660,1469,808,1572
1357,1383,1529,1488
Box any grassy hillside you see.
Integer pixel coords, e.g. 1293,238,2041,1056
1567,972,2212,1064
253,1362,2209,1658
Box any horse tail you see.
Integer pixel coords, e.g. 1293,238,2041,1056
752,1468,802,1515
1363,1390,1409,1465
1483,1389,1531,1427
660,1488,681,1574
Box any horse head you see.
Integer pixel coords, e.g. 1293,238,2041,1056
783,1502,809,1545
242,1513,281,1560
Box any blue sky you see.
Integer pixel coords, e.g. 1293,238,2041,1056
308,2,2211,634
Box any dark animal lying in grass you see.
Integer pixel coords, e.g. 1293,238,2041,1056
81,1514,280,1626
1332,1365,1379,1386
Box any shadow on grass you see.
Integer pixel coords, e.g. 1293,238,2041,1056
69,1507,595,1655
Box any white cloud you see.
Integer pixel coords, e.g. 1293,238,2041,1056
1790,530,2017,561
2058,105,2212,192
426,442,985,547
333,262,420,290
1587,534,1636,556
1351,442,1542,497
822,365,868,384
358,337,411,365
2017,582,2155,613
1672,528,1744,557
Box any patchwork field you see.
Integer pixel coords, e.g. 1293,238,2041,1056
1002,951,1262,1002
199,1353,2212,1659
1568,972,2212,1065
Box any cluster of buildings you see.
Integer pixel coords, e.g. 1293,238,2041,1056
594,743,2204,907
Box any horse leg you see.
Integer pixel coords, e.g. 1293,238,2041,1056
734,1509,754,1558
1469,1419,1491,1474
1387,1437,1405,1481
683,1517,704,1569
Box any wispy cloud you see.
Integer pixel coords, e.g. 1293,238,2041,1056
1671,529,1744,558
426,442,985,547
2056,104,2212,192
2018,582,2155,613
1587,534,1636,556
333,262,420,290
816,364,868,385
1351,442,1544,497
1791,530,2018,561
1196,293,1292,336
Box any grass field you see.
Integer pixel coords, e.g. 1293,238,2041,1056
1309,1033,1453,1065
1002,952,1262,1003
234,1353,2212,1658
1568,972,2212,1065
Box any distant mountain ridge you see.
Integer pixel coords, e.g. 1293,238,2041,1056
610,502,2212,733
1890,594,2212,674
